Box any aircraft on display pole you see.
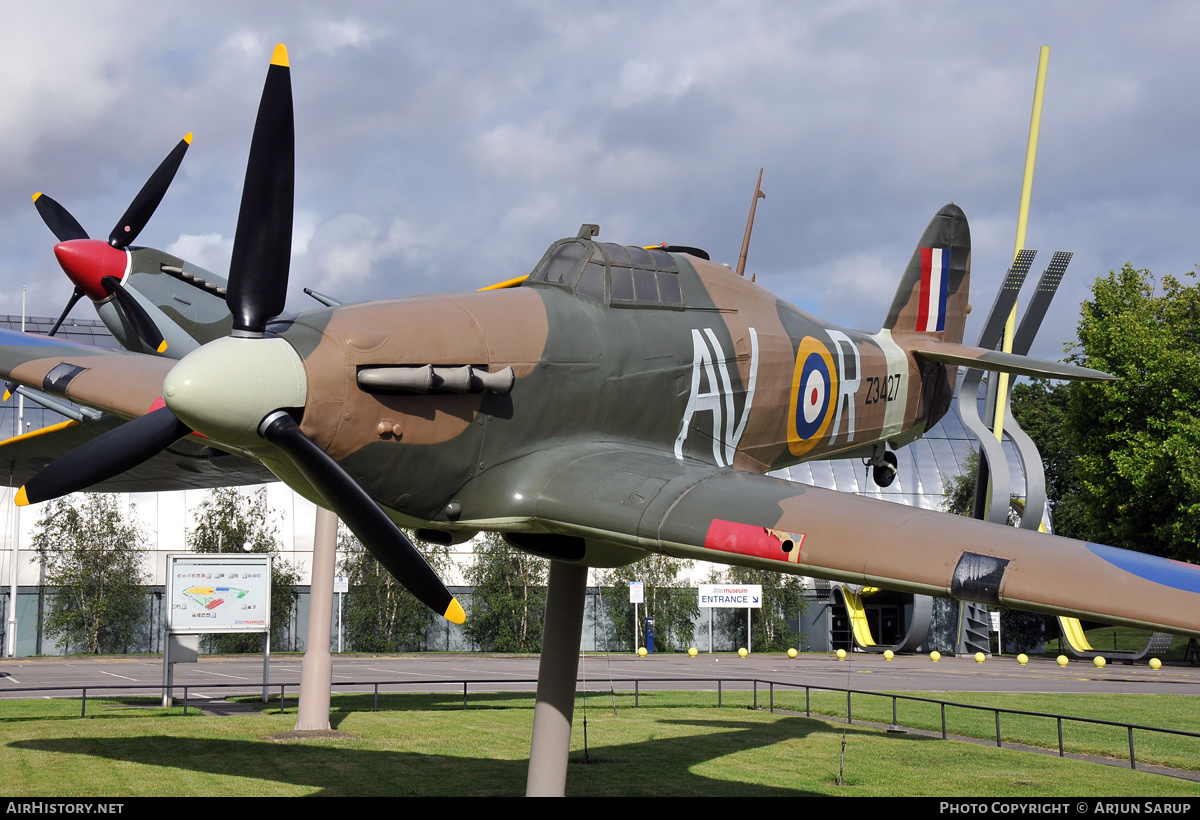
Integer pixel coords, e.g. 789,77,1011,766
2,44,1199,794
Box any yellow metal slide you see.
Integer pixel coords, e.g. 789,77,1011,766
842,586,878,647
1058,616,1094,652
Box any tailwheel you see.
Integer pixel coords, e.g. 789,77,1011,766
871,450,898,487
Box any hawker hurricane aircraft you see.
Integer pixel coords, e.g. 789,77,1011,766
2,44,1198,795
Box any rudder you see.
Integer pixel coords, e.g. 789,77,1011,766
883,203,971,345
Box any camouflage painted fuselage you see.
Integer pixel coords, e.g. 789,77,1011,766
279,248,955,528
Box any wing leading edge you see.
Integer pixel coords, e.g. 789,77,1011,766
455,445,1200,638
0,329,275,491
0,416,275,491
0,328,172,420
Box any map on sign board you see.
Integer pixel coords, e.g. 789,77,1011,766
166,554,272,634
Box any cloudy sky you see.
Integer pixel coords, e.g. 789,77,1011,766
1,1,1197,361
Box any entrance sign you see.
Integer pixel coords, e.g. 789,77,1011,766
699,584,762,608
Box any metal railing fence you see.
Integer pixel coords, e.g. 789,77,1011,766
1,676,1195,772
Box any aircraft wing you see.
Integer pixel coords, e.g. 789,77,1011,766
0,329,275,491
0,328,172,420
459,445,1200,638
0,417,275,491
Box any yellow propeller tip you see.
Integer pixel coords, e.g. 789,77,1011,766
32,192,41,202
156,340,168,353
271,43,289,67
444,598,466,625
14,487,28,507
183,132,193,145
2,391,10,403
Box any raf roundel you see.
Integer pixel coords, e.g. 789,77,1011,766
787,335,838,455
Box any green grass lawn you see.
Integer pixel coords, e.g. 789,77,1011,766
0,691,1198,796
763,689,1200,773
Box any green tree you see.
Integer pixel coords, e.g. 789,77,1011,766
338,526,450,652
33,495,148,655
1010,379,1094,541
942,447,981,517
602,553,697,652
1067,265,1200,561
940,448,1019,524
187,487,301,652
717,566,807,652
463,533,547,652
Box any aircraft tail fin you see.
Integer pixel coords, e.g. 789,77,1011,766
883,203,971,345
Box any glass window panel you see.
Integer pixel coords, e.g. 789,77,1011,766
632,269,658,303
806,460,838,490
647,248,676,271
658,272,683,306
602,243,630,267
626,246,653,268
576,263,606,303
610,268,634,302
829,459,862,494
538,242,587,285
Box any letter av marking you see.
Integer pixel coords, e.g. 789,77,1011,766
675,327,759,467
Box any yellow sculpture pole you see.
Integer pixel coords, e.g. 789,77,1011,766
992,46,1049,443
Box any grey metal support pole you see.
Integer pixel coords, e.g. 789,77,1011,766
294,506,338,730
161,639,172,707
526,560,587,797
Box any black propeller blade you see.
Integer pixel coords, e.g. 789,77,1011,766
226,44,294,336
32,193,88,242
221,46,460,623
16,406,192,506
101,276,168,353
47,288,86,338
109,133,192,249
260,412,464,623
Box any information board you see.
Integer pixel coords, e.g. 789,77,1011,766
166,554,272,634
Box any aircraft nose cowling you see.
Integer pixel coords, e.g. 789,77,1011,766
53,239,130,301
163,336,307,447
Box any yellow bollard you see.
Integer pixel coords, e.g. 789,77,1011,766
1017,653,1028,665
1056,655,1068,667
930,651,941,662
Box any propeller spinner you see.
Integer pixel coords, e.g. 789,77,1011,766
16,44,466,626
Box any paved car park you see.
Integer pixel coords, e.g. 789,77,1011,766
0,651,1196,702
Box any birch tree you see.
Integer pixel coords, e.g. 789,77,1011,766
33,494,148,654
